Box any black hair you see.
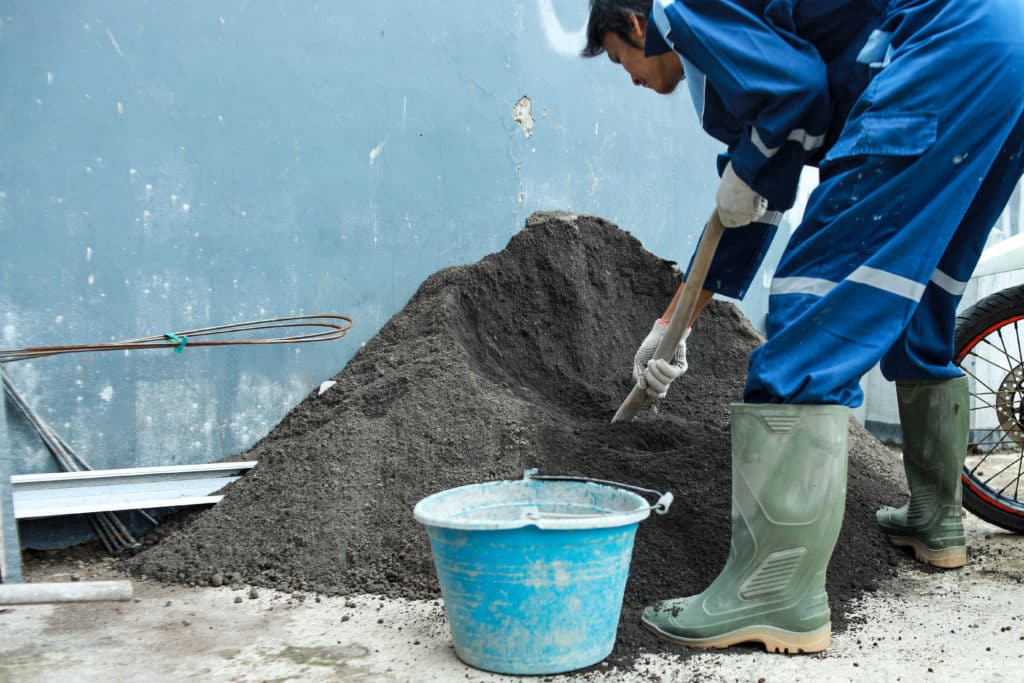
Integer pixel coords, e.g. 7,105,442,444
582,0,653,58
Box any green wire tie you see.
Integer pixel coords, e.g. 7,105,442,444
164,333,188,353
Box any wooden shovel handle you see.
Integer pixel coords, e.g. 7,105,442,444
612,211,725,423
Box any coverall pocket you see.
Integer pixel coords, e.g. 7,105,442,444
824,112,938,161
817,112,938,257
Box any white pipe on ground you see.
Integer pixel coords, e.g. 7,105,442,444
0,580,133,605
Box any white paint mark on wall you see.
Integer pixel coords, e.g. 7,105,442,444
106,29,124,57
513,96,535,139
117,100,124,115
106,29,123,57
46,71,54,86
226,372,307,449
87,274,95,285
537,0,586,56
402,95,408,129
136,378,218,466
99,385,114,402
369,140,385,164
86,246,93,262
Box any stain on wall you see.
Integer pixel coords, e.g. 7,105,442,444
512,96,535,139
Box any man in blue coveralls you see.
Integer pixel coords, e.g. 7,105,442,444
584,0,1024,653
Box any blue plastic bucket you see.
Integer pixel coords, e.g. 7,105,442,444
413,470,672,675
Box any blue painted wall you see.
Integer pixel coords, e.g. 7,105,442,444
2,1,772,486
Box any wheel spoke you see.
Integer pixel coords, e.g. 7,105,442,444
973,338,1018,374
961,356,1002,398
969,395,999,412
996,326,1023,368
982,456,1019,487
1016,319,1023,371
968,427,1014,472
970,422,1005,448
1015,444,1024,501
995,458,1023,498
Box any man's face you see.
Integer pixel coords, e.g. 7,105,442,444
601,15,683,95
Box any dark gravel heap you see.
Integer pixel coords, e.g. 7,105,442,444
130,211,904,665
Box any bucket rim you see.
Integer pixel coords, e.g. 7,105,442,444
413,478,655,531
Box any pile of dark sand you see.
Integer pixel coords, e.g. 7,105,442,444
130,211,905,664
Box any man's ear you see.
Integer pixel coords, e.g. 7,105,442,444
626,12,648,46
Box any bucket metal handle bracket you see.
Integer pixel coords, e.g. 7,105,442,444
522,468,674,515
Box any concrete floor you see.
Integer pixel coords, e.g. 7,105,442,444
1,512,1022,683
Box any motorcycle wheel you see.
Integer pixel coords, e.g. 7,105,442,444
954,282,1024,533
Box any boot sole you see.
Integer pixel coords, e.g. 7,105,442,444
887,536,967,568
641,617,831,654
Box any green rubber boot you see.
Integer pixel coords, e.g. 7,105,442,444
642,403,849,654
876,377,968,569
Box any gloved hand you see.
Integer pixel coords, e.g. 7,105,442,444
632,320,690,399
716,162,767,228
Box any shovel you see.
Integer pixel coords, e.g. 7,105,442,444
612,210,725,423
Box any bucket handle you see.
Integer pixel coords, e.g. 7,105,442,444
522,468,674,515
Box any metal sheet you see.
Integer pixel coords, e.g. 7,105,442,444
11,462,255,520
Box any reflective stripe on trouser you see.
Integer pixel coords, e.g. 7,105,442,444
745,3,1024,406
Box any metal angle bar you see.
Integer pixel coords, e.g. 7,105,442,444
15,479,239,499
12,461,256,486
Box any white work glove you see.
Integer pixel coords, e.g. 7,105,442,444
632,320,690,400
716,162,768,228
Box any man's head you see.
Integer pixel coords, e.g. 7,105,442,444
582,0,683,95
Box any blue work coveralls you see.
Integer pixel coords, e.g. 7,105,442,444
647,0,1024,406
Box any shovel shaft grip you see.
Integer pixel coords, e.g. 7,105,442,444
612,212,725,423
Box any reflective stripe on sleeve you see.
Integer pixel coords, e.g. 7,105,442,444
751,127,826,159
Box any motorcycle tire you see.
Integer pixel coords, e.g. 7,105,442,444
954,282,1024,534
